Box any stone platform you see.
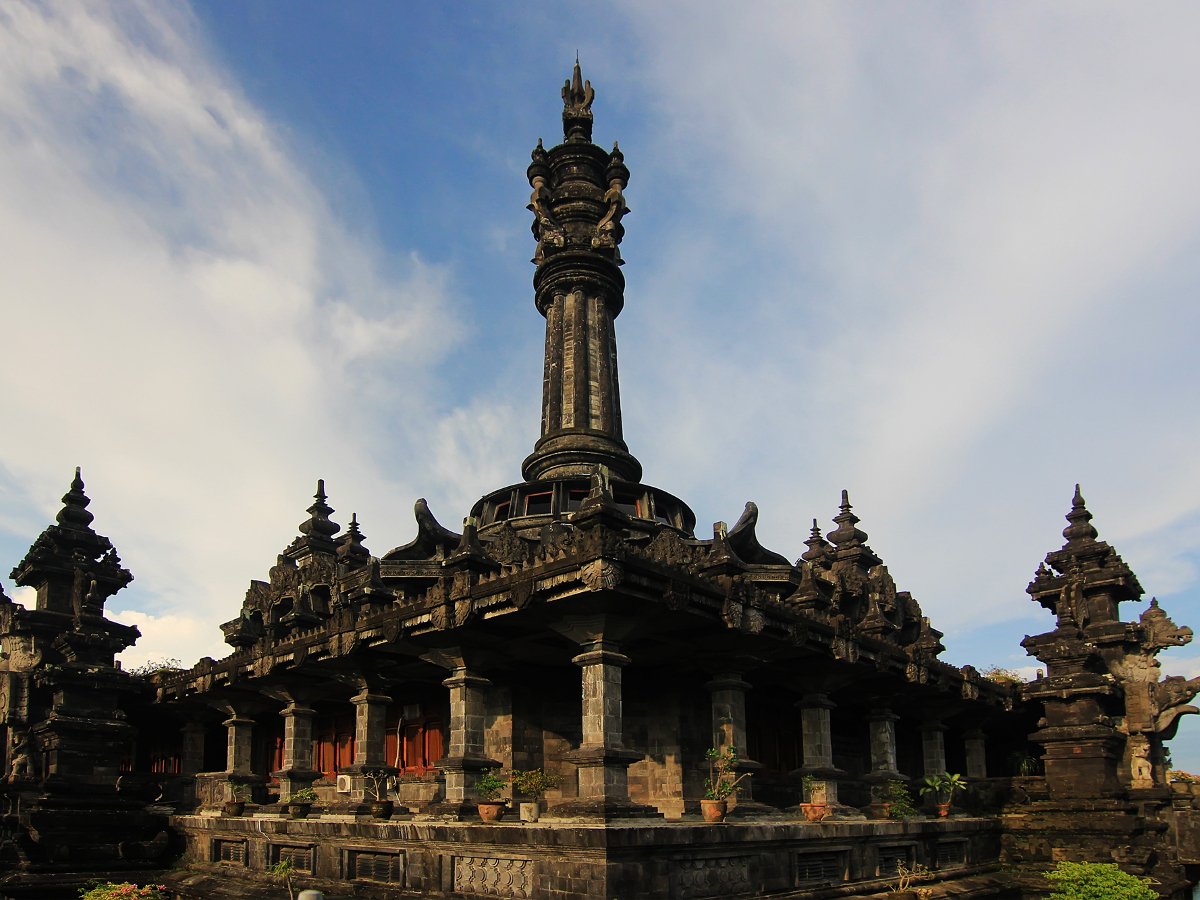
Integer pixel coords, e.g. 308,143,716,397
163,812,1007,899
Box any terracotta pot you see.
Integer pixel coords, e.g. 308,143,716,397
799,802,828,822
223,801,246,817
289,802,311,819
477,801,506,823
865,802,891,819
700,799,727,823
369,800,394,820
936,801,951,817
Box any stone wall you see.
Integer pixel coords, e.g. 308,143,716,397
166,813,1007,900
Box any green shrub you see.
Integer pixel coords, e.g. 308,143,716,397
881,780,918,818
80,884,169,900
1043,861,1158,900
510,767,563,800
475,769,509,801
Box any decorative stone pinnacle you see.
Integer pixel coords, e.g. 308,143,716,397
298,479,339,540
561,59,595,142
56,466,95,530
829,489,868,549
337,513,369,566
802,518,832,563
1062,483,1098,545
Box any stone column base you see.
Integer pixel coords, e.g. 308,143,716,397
434,754,501,816
553,746,661,820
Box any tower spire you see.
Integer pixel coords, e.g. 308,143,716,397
522,63,641,483
56,466,95,530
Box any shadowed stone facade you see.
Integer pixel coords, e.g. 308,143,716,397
1,64,1197,899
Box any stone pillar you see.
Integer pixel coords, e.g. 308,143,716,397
964,729,987,780
276,704,318,799
181,722,206,775
223,716,254,776
705,673,767,812
921,720,947,777
558,640,650,818
439,667,498,806
867,708,901,780
797,692,841,806
351,692,391,769
707,673,750,754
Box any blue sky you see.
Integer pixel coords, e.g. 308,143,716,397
1,1,1198,769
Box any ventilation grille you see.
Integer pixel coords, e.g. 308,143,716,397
936,841,968,868
349,850,404,884
795,851,846,885
214,839,247,866
273,845,314,874
879,846,914,878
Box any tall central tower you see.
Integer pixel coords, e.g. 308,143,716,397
521,61,641,483
470,64,693,536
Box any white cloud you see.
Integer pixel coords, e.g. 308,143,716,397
109,607,227,670
614,1,1200,641
0,1,470,653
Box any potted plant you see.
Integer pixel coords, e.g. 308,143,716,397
866,782,892,819
286,786,317,819
511,767,562,822
888,861,933,898
798,773,828,822
884,779,918,819
701,745,750,823
223,782,250,817
918,772,966,817
362,768,395,819
475,769,509,822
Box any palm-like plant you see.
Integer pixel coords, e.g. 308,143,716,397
918,772,966,805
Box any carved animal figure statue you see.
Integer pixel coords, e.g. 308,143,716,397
7,730,35,780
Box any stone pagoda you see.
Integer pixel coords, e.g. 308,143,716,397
0,470,169,895
1001,487,1199,894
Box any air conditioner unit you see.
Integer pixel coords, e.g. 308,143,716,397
335,774,353,793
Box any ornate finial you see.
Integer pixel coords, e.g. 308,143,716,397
337,513,370,566
1062,483,1098,545
56,466,95,530
561,59,595,142
829,489,868,549
298,479,340,540
801,518,833,563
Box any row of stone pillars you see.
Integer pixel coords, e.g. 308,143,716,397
436,638,647,817
204,688,396,801
203,654,988,811
708,679,989,815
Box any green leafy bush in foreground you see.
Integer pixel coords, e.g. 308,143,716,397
80,884,169,900
1044,861,1157,900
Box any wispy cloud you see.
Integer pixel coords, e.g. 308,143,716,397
615,1,1200,636
0,2,472,664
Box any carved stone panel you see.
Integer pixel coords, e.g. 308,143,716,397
452,856,533,898
673,856,753,899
